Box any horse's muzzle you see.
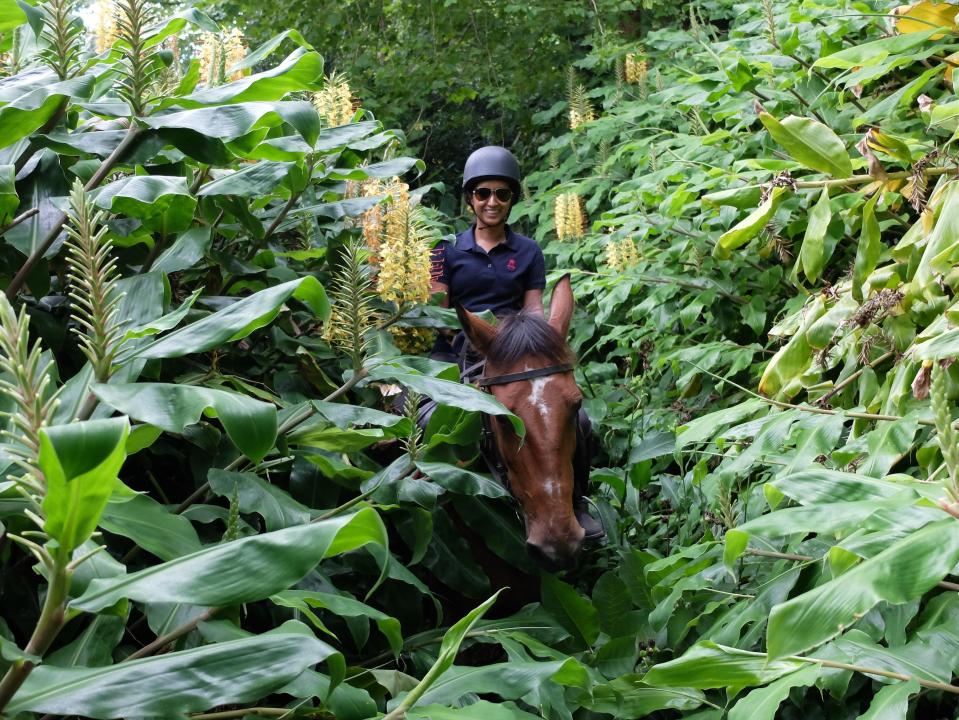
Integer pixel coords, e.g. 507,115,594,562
526,538,582,572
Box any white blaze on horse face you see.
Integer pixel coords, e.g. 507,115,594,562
526,366,552,421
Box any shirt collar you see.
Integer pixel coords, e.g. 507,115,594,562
457,224,518,252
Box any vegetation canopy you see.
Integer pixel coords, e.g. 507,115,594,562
4,0,959,718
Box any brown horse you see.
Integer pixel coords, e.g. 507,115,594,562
456,275,585,571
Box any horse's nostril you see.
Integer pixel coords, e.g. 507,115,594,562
526,541,578,572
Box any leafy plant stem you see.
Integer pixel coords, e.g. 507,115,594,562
5,125,142,300
190,707,292,720
0,207,39,236
124,607,219,661
691,362,935,427
816,351,895,405
0,560,70,712
794,164,959,189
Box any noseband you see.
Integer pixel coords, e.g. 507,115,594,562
478,363,574,387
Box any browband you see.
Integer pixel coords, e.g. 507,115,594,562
478,363,574,387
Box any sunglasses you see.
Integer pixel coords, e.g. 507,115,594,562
470,187,513,202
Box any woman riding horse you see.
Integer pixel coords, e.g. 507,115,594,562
429,145,604,543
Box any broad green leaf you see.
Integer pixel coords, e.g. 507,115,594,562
94,175,196,233
712,186,786,259
272,589,403,656
229,29,314,73
728,664,820,720
40,417,129,555
677,399,766,448
855,679,920,720
857,414,919,478
833,629,949,683
0,0,26,32
208,469,310,530
407,659,576,708
174,48,324,106
406,701,542,720
814,28,942,69
541,573,599,646
100,492,202,561
760,113,853,178
584,675,704,717
151,228,211,274
415,461,509,498
644,642,807,689
0,164,16,223
125,277,329,360
767,519,959,658
702,184,762,209
91,383,278,463
0,73,94,144
389,592,501,715
146,101,319,146
70,507,387,613
197,161,297,197
123,288,202,339
799,186,831,283
369,365,523,437
45,614,125,668
8,629,335,717
909,180,959,302
853,191,882,301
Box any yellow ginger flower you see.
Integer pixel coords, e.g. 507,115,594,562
389,326,436,355
313,74,355,127
359,181,432,306
606,237,639,271
568,103,595,130
93,0,117,53
223,28,247,81
554,193,586,241
625,54,648,85
198,32,222,86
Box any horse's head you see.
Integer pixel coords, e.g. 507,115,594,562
457,276,584,571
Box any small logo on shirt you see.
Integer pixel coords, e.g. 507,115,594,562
506,258,517,272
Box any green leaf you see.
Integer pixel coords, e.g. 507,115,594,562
91,383,277,464
123,288,202,339
0,73,94,145
174,49,324,106
94,176,196,233
407,660,576,709
99,492,201,561
767,519,959,659
389,592,501,715
759,113,852,178
125,277,329,360
146,101,320,147
151,228,211,274
712,186,786,259
415,461,509,498
229,29,314,73
368,365,523,437
272,589,403,656
197,161,297,197
311,399,412,434
855,679,920,720
8,629,335,717
853,191,882,301
208,469,310,530
40,418,129,555
584,675,704,717
857,414,919,478
406,700,542,720
0,164,17,224
644,641,807,689
676,399,766,448
0,0,26,32
728,665,820,720
70,507,387,613
540,573,599,646
814,28,943,70
799,186,831,283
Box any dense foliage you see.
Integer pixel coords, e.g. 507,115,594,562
4,0,959,718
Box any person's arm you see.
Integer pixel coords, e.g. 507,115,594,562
523,288,544,316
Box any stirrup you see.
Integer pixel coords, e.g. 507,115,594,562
574,499,606,542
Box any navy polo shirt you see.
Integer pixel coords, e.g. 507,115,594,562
431,225,546,316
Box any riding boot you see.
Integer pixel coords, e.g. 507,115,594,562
573,408,605,542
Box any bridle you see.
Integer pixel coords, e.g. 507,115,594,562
469,361,575,489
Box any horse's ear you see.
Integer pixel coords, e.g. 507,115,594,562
547,274,574,338
456,304,496,356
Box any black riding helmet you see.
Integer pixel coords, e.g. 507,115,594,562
462,145,521,200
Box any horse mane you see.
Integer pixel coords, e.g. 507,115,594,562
485,312,574,366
